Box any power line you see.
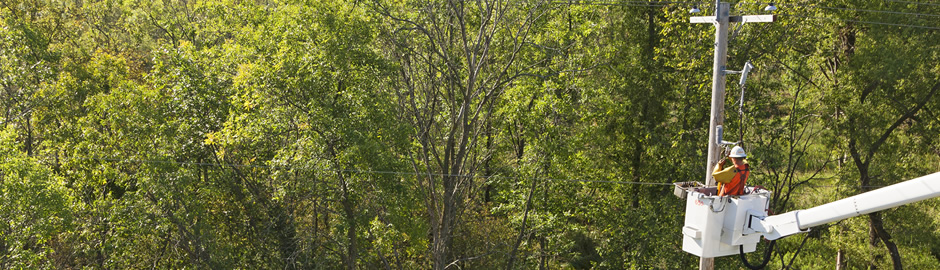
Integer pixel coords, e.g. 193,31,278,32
28,155,907,189
549,1,672,7
550,0,695,4
781,14,940,30
884,0,940,7
790,184,889,189
27,155,677,186
553,1,940,30
781,3,940,18
561,0,940,19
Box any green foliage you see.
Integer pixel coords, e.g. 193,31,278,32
1,0,938,269
0,126,72,269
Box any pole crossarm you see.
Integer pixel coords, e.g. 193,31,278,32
690,15,776,24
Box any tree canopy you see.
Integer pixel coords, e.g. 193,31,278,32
2,0,938,269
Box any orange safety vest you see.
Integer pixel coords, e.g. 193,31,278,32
718,164,749,196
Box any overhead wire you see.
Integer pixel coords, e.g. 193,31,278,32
553,0,940,17
788,4,940,18
779,14,940,30
884,0,940,7
748,2,940,18
27,155,677,186
559,0,940,17
552,0,940,30
23,155,899,189
549,1,671,7
549,0,696,4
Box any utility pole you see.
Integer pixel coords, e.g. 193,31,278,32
690,1,774,269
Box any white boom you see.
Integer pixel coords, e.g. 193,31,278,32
677,171,940,258
756,172,940,240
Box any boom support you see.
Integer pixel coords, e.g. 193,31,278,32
756,172,940,240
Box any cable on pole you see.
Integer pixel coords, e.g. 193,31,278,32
739,239,776,269
737,73,747,145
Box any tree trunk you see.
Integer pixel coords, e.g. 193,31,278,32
342,177,358,270
869,212,903,270
24,116,33,156
538,237,547,270
506,171,538,270
484,122,493,203
836,248,845,270
432,175,458,270
327,142,357,270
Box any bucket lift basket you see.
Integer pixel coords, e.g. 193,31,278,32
678,186,772,258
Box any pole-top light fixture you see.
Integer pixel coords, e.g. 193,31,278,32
764,3,777,11
690,5,702,13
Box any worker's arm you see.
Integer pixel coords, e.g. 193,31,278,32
712,162,735,183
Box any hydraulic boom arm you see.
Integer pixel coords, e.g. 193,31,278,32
755,172,940,240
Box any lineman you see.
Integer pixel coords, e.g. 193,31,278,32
712,146,750,196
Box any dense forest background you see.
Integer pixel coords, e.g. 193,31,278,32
2,0,939,269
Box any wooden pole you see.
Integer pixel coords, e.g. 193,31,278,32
700,2,729,269
690,2,775,268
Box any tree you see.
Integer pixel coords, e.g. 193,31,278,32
371,0,551,268
814,4,940,268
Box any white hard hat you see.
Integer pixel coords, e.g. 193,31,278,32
729,146,747,158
